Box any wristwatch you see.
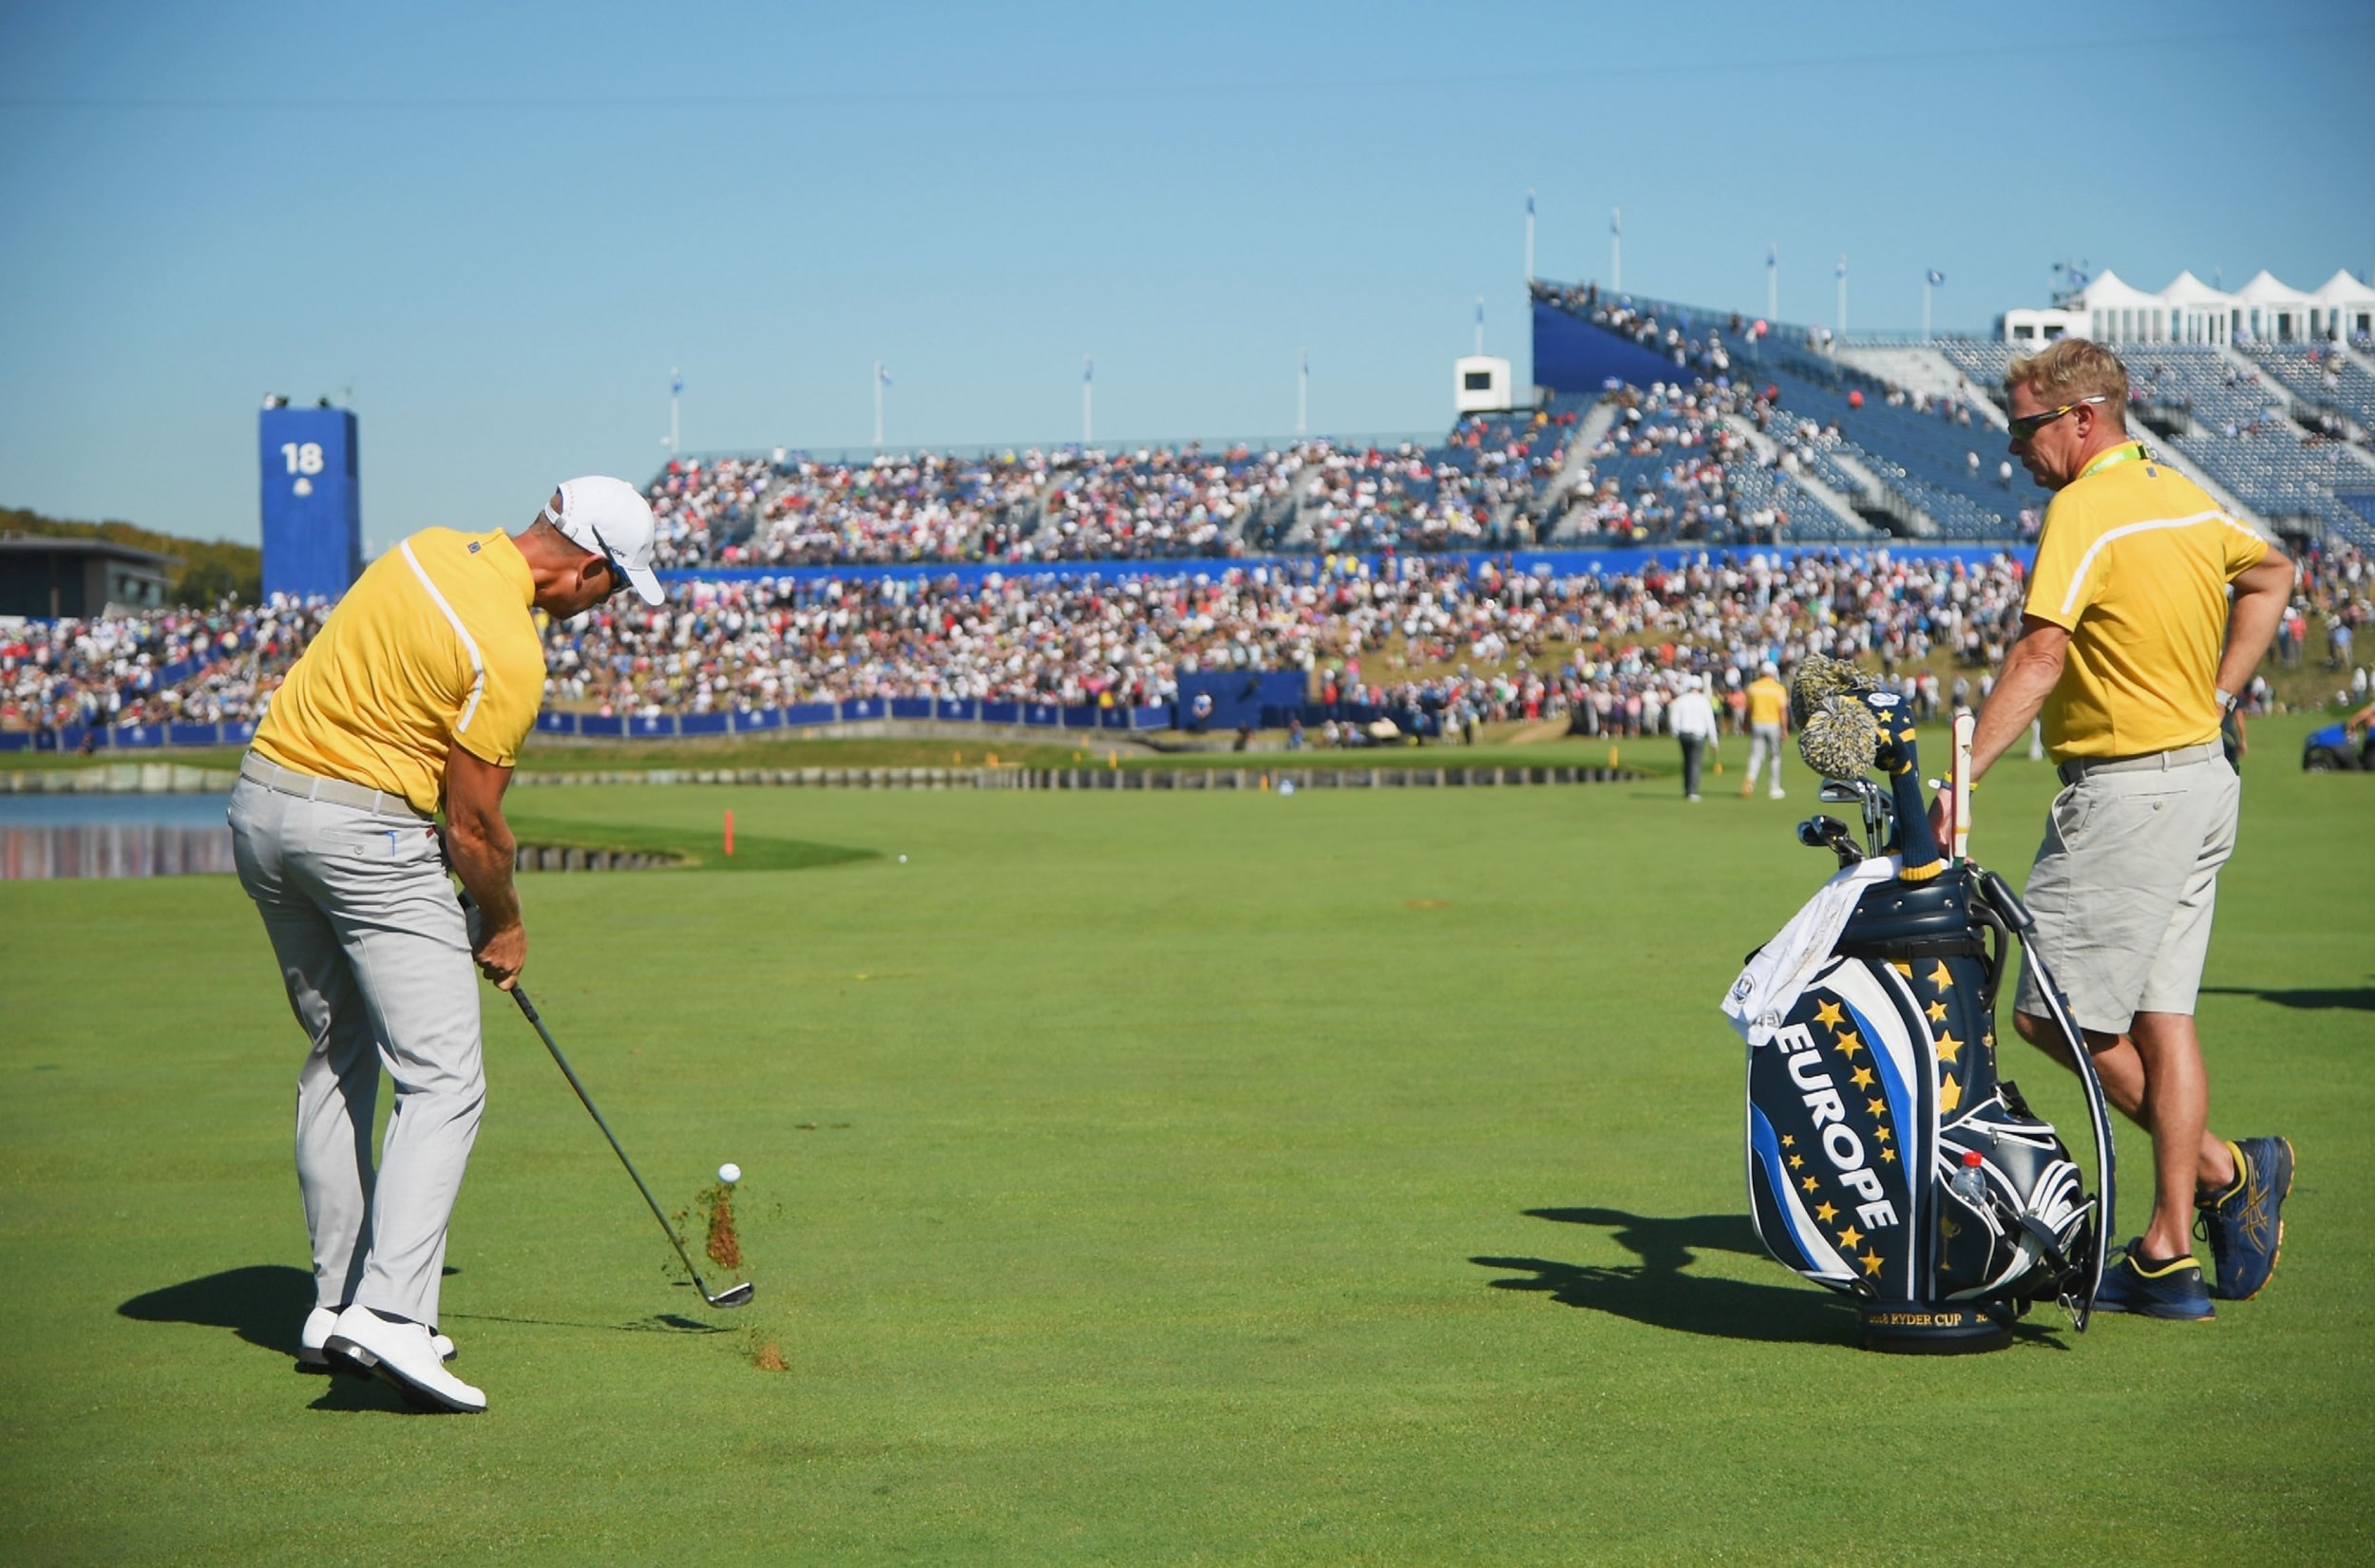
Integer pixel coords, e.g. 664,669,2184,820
2214,688,2238,713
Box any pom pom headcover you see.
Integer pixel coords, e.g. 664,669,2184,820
1784,653,1945,876
1799,698,1881,781
1788,652,1873,728
1793,653,1884,780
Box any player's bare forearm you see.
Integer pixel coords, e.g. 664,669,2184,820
1968,618,2067,781
444,745,525,984
2216,546,2292,699
446,813,519,928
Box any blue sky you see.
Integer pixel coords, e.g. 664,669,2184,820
2,0,2368,549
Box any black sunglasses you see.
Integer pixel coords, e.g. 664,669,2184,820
542,497,633,599
585,523,631,599
2007,394,2107,446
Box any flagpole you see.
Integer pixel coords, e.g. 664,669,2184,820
1767,244,1778,323
1524,189,1535,282
1082,355,1093,446
1297,348,1308,437
1611,207,1623,293
1836,255,1848,338
1474,296,1484,357
669,367,680,458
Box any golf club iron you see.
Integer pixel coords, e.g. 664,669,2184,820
505,984,754,1311
1796,813,1865,869
1817,778,1892,859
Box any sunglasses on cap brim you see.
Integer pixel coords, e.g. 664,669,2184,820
541,501,632,598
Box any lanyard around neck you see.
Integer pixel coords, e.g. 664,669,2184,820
2078,442,2149,482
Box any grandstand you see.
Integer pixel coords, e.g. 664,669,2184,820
626,263,2375,576
7,262,2373,753
1532,278,2375,553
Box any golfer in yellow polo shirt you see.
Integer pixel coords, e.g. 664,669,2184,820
1740,661,1789,799
1943,339,2293,1323
230,476,663,1411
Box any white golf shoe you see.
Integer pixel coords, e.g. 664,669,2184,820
298,1305,454,1370
324,1305,485,1413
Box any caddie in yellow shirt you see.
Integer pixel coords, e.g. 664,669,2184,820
230,476,664,1411
1942,339,2293,1323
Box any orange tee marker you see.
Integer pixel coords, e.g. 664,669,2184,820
724,809,735,858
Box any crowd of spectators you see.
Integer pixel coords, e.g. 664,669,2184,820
10,529,2366,743
1,600,328,734
637,407,1599,570
526,549,2073,721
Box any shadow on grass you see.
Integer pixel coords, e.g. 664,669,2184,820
1479,1207,2077,1351
440,1309,728,1335
305,1376,421,1414
1473,1208,1858,1345
2200,984,2375,1012
118,1263,314,1357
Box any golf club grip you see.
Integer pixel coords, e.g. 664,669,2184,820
507,984,715,1294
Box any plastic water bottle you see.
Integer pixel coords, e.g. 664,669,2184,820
1948,1149,1990,1210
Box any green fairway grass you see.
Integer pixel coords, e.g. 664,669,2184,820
3,714,2368,1564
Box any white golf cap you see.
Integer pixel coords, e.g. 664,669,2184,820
544,476,664,605
1761,660,1779,677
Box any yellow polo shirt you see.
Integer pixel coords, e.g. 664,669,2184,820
2024,444,2267,762
253,529,548,814
1745,675,1788,727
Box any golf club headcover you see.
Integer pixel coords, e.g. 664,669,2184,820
1788,652,1872,728
1798,695,1881,781
1875,710,1945,879
1787,655,1944,878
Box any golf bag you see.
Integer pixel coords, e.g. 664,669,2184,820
1725,658,2114,1351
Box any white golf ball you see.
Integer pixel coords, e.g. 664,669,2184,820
717,1162,741,1184
898,854,907,863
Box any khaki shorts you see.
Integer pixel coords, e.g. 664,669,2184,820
2014,749,2239,1035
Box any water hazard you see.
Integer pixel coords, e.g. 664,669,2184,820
1,793,236,879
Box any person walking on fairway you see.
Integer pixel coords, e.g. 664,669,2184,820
1669,673,1717,801
229,478,664,1410
1740,660,1789,799
1937,339,2293,1319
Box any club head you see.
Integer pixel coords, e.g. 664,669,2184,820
1798,814,1863,867
704,1281,756,1310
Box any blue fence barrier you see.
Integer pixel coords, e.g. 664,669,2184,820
2,697,1512,755
510,697,1169,749
1,719,258,754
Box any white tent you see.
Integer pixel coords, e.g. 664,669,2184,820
2076,269,2174,344
2310,269,2375,341
2156,271,2236,345
2230,270,2312,343
2004,265,2369,346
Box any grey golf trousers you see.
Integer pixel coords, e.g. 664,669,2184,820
228,775,484,1328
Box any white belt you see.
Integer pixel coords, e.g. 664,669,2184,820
240,753,429,821
2056,739,2223,786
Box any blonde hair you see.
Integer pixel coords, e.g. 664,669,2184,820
2004,338,2129,418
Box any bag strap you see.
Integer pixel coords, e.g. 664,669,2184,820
1979,871,2116,1332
